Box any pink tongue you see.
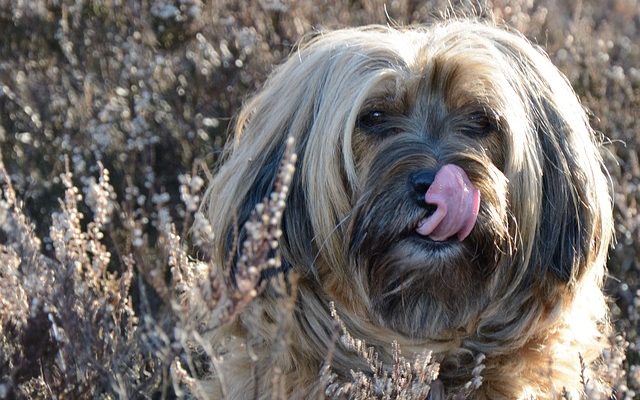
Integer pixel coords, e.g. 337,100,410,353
415,164,480,241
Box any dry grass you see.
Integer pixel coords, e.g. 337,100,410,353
0,0,638,398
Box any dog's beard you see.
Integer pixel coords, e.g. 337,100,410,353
348,136,509,338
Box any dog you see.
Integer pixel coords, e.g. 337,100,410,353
200,19,614,399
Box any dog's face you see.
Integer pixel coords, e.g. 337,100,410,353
205,22,612,340
347,63,510,336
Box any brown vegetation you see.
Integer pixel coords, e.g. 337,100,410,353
0,0,638,398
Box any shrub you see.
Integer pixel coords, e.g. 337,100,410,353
0,0,638,398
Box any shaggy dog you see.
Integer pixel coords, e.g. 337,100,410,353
201,19,613,399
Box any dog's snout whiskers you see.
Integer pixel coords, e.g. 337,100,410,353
311,213,352,268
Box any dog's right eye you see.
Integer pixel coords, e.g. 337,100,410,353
358,110,386,127
358,110,396,136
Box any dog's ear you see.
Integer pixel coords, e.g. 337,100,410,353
203,28,405,276
531,98,608,284
201,31,358,275
491,30,613,285
221,138,315,276
200,53,321,274
223,141,288,264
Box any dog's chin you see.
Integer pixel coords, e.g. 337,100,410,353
366,232,489,338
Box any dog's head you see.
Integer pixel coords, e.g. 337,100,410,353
204,21,612,339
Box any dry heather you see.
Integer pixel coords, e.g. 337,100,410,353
0,0,638,399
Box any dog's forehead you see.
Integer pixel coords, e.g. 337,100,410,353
363,53,498,115
348,31,507,111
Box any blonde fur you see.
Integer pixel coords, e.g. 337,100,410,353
201,20,613,399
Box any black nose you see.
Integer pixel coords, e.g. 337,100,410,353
409,169,436,208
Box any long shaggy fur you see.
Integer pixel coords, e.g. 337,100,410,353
201,19,613,399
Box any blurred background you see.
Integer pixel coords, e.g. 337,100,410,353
0,0,638,398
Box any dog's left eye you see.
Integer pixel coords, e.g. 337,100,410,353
461,111,496,137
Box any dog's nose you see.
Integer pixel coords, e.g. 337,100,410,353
409,170,437,208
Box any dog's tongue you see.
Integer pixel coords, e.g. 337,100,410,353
415,164,480,241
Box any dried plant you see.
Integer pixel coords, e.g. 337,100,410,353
0,0,638,399
451,354,486,400
323,302,440,400
0,157,156,398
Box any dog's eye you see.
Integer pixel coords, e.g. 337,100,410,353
358,110,386,128
358,110,398,137
461,111,496,137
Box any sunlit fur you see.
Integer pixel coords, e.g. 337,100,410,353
201,20,613,399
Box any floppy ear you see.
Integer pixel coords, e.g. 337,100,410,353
200,67,311,273
494,31,613,285
203,99,316,277
531,97,609,283
222,137,316,276
221,141,287,265
201,32,342,275
203,28,407,277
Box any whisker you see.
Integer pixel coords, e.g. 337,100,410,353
311,213,352,267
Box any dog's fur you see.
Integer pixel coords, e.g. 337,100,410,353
201,20,613,399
